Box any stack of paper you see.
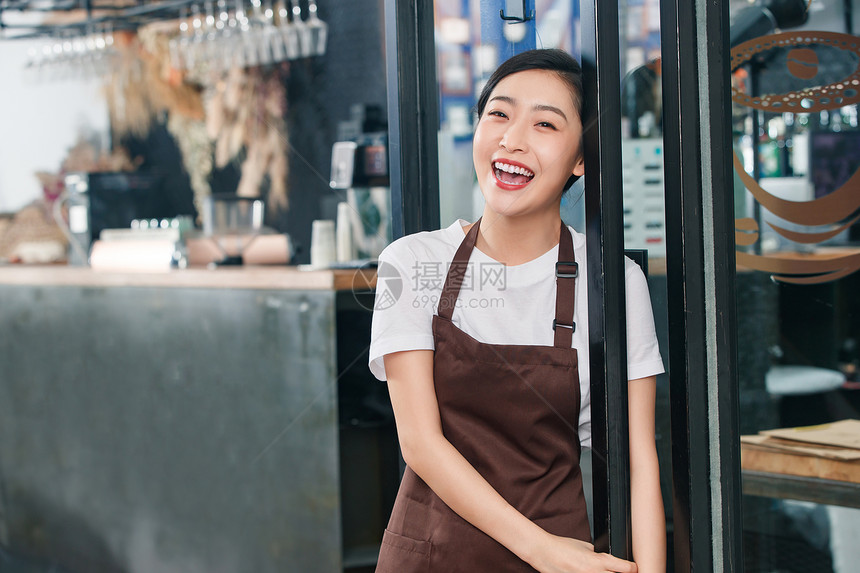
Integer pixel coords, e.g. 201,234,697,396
741,419,860,483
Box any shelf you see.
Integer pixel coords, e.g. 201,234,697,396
742,470,860,509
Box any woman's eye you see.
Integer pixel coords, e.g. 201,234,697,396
537,121,557,130
488,110,507,118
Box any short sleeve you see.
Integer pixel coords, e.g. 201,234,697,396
368,244,437,381
624,260,665,381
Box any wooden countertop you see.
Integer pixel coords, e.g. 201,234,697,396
0,265,378,291
740,421,860,507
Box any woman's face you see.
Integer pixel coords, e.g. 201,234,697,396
473,69,584,219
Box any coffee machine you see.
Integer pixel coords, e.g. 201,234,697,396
329,104,390,260
55,171,173,265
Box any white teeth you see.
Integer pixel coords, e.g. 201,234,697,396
494,161,534,178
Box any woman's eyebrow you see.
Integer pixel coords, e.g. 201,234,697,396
488,96,568,122
533,104,568,122
489,95,515,106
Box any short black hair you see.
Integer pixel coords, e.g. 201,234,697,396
476,49,584,191
477,49,583,119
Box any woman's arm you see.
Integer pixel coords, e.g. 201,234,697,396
385,349,637,573
628,376,666,573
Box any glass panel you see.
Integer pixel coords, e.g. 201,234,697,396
729,1,860,571
617,0,672,566
433,1,577,226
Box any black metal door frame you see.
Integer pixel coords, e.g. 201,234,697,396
579,0,632,558
659,0,743,570
384,0,743,570
384,0,440,238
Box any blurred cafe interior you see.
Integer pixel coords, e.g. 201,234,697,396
0,1,859,572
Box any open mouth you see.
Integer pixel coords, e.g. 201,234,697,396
493,161,534,187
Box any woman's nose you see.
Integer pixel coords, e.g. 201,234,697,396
499,121,527,152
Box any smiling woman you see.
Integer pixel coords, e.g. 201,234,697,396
472,68,584,234
369,49,666,573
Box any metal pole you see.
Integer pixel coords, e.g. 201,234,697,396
580,0,631,559
384,0,440,239
659,0,743,570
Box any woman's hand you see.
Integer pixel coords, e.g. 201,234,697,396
529,533,638,573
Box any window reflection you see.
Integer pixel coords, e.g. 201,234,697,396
731,2,860,572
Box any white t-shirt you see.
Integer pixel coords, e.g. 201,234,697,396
368,219,665,448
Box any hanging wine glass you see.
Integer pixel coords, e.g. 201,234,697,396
56,31,77,81
289,0,314,57
262,0,286,63
169,8,186,70
283,0,304,59
248,0,273,66
187,2,207,71
199,0,220,74
235,0,260,68
274,0,297,60
305,0,327,56
212,0,240,71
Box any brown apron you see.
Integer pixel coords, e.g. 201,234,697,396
376,218,590,573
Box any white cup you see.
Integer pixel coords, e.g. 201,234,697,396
310,219,336,268
336,202,355,263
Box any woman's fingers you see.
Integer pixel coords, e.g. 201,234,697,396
534,534,638,573
598,552,638,573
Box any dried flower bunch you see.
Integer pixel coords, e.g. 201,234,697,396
105,23,290,218
206,67,289,210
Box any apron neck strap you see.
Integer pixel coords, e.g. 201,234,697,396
553,222,577,348
438,218,578,349
438,218,481,321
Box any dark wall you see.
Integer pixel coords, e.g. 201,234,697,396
276,0,388,264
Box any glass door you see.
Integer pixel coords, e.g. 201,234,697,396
729,1,860,572
386,0,676,565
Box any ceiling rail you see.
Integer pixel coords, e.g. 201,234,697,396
0,0,193,39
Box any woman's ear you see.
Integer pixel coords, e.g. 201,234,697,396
572,156,585,177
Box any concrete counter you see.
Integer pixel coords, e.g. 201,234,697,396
0,267,392,572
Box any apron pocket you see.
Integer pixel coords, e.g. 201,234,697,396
376,528,431,572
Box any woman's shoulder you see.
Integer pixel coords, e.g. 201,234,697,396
566,224,586,250
378,219,467,269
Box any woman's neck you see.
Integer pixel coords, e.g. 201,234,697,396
471,210,562,266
